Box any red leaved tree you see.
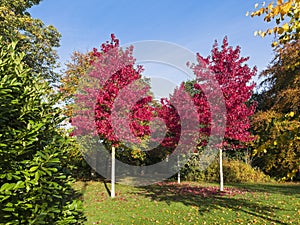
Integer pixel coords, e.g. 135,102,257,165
72,35,155,197
72,35,256,193
72,35,201,190
191,37,257,191
73,35,154,144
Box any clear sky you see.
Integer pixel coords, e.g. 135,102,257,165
29,0,275,90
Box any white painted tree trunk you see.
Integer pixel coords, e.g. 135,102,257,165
111,146,115,198
177,155,180,184
219,148,224,192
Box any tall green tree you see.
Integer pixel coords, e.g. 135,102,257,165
0,0,85,223
0,40,85,224
0,0,61,82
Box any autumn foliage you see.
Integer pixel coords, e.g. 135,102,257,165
250,0,299,46
251,40,300,180
70,35,257,182
190,37,257,149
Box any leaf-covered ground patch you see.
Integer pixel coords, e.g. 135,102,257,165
73,181,300,224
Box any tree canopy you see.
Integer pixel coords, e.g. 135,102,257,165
0,0,61,82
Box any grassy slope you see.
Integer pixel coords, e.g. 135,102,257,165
74,181,300,225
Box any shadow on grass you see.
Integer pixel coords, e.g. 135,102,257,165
229,182,300,197
136,182,290,225
76,179,112,197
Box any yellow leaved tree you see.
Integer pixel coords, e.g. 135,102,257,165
249,0,299,46
249,1,300,180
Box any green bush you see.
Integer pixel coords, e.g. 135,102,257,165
180,154,206,181
0,41,85,224
181,153,273,183
63,137,93,180
222,160,273,183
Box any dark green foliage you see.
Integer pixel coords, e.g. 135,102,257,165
0,41,85,224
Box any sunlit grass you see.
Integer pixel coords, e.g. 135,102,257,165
73,181,300,224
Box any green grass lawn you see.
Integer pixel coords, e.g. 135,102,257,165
73,181,300,225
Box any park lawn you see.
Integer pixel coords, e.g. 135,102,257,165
73,181,300,225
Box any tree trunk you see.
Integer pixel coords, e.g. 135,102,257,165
177,155,180,184
111,146,115,198
219,148,224,191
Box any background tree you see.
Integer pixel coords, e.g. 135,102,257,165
249,0,300,180
251,40,300,180
59,50,100,179
0,0,61,82
0,40,85,224
61,51,96,118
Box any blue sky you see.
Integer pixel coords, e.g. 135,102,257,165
29,0,275,90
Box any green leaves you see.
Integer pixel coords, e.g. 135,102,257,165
0,40,85,223
0,0,61,83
